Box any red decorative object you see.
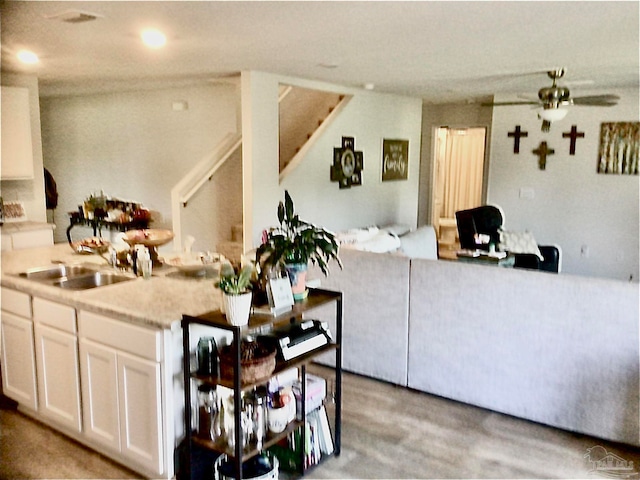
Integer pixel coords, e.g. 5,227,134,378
562,125,585,155
508,125,528,154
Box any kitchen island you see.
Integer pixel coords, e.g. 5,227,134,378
1,243,221,479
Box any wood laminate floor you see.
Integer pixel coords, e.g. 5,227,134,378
1,366,638,479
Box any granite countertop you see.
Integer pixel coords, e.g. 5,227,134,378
1,243,221,329
1,221,56,233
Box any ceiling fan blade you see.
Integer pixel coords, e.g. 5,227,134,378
481,100,540,107
571,94,620,106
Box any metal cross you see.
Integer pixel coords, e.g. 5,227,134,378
562,125,585,155
532,141,555,170
507,125,528,154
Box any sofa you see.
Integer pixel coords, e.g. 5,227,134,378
309,248,640,447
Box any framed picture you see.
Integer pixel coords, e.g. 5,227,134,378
597,122,639,175
382,139,409,181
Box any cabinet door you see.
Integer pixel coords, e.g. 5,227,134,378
34,323,81,432
117,351,163,475
0,311,37,410
0,86,34,180
79,339,121,452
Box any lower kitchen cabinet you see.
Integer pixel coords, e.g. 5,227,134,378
78,310,165,477
33,297,81,432
1,310,37,410
1,287,37,410
79,339,120,451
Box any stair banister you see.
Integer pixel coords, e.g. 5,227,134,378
171,132,242,250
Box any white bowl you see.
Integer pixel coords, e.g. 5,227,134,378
162,252,221,274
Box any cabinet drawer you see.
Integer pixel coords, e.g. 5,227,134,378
1,287,31,318
79,311,162,362
33,297,77,334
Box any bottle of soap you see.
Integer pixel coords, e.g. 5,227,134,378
137,247,152,279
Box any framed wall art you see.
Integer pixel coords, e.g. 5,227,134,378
381,138,409,181
331,136,364,189
597,122,639,175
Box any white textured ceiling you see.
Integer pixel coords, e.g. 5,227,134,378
1,1,638,102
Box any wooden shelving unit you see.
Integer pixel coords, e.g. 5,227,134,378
181,288,342,480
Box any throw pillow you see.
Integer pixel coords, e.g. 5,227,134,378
498,229,543,260
399,226,438,259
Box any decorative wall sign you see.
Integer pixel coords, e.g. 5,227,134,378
532,141,555,170
597,122,639,175
381,139,409,181
507,125,528,154
331,136,364,189
562,125,585,155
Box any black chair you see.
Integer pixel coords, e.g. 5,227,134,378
455,205,503,251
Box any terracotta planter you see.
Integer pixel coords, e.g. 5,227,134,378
223,291,252,326
285,263,308,301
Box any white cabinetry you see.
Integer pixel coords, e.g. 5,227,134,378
32,298,81,432
78,310,164,477
0,86,34,180
0,287,37,410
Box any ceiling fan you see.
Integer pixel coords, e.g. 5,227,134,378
485,68,620,131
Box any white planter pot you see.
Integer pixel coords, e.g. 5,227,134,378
223,292,252,326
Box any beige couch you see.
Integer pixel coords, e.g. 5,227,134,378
310,249,639,447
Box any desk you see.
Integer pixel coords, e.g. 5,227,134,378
66,216,149,243
455,250,515,268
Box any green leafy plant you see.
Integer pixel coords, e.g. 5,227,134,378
256,190,341,277
216,261,254,295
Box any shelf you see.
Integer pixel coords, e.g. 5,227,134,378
181,287,342,480
192,343,339,392
185,288,341,332
191,419,304,461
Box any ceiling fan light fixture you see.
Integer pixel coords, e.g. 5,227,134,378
538,107,568,123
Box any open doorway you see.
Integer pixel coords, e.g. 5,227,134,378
432,127,487,256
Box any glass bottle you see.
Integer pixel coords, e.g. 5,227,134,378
197,384,216,440
197,336,218,376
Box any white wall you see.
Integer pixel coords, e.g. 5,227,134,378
488,87,639,281
1,73,47,223
40,83,241,252
242,71,423,250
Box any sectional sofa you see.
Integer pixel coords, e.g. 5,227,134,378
309,248,639,447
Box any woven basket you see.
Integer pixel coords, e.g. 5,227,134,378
219,345,277,384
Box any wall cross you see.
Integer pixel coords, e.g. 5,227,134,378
532,141,555,170
507,125,528,154
562,125,585,155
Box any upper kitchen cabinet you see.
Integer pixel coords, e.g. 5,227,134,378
1,86,35,180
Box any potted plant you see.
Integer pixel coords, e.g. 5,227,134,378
256,191,341,301
217,261,255,326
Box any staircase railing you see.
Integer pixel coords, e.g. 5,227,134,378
170,132,242,250
279,93,351,182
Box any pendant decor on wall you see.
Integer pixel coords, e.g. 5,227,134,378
331,136,364,189
381,139,409,181
597,122,639,175
562,125,585,155
532,141,555,170
507,125,528,154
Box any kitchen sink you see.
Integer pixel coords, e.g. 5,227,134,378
19,264,96,282
53,271,135,290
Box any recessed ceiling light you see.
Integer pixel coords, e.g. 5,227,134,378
141,29,167,49
363,83,375,91
16,50,39,64
318,62,339,69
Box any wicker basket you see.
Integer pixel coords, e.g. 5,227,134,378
219,343,277,384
